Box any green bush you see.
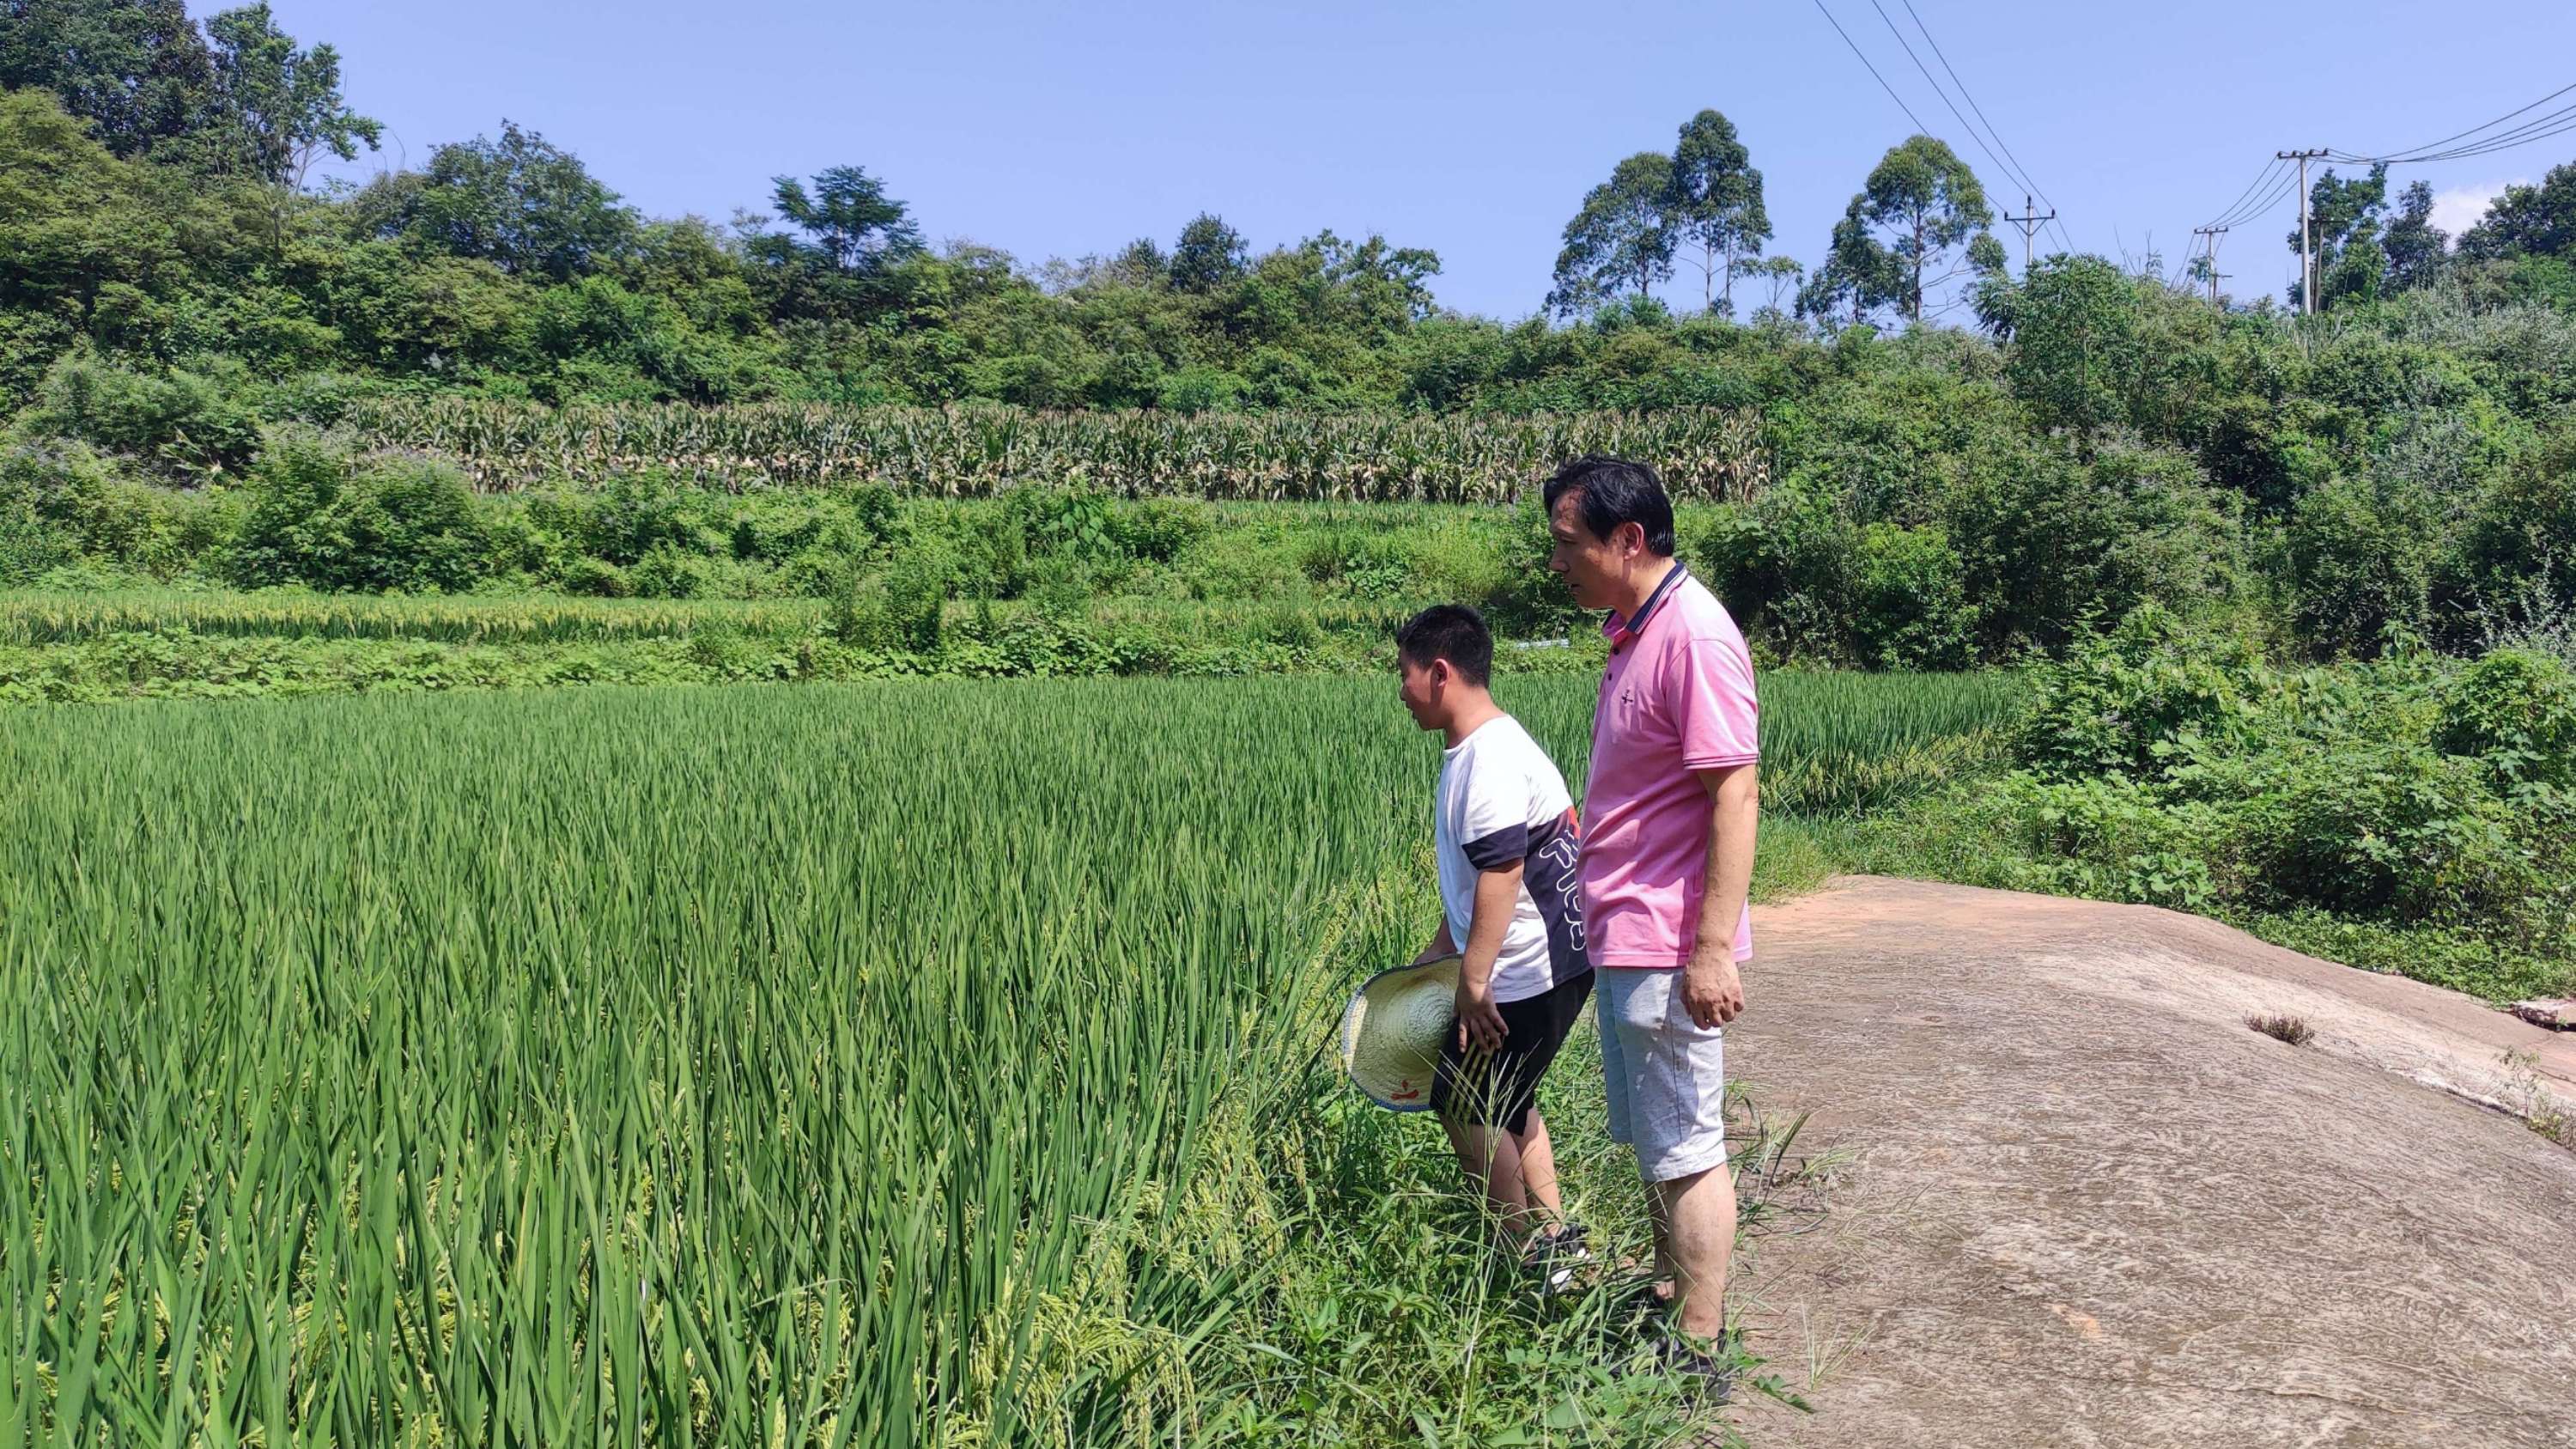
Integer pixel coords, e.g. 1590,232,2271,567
1948,612,2576,997
559,556,632,597
831,551,949,653
2288,475,2441,655
2436,647,2576,787
1850,522,1978,670
231,434,493,594
2010,604,2266,783
1116,497,1208,563
629,542,706,599
0,439,239,578
21,347,261,478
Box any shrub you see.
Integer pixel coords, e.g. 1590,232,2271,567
22,347,262,478
1687,485,1854,665
2011,605,2267,782
2288,475,2440,656
231,434,493,594
629,542,706,600
1850,522,1978,670
559,557,631,597
2436,647,2576,787
0,440,244,581
1116,497,1208,563
831,551,949,653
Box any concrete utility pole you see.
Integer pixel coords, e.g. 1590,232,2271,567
2005,195,2057,272
2276,149,2328,313
2191,225,2228,306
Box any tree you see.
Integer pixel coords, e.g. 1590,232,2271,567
1666,109,1770,315
2290,163,2389,311
1548,151,1675,318
196,3,379,188
1830,136,1994,323
1796,211,1886,328
764,166,922,274
0,0,213,158
1745,254,1803,318
358,121,638,282
1169,213,1248,293
2004,254,2146,435
2458,162,2576,261
2381,180,2447,293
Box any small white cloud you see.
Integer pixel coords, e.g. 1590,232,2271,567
2429,180,2522,240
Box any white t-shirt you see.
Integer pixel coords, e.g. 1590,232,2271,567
1434,715,1589,1004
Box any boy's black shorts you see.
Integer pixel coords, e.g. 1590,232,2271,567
1432,970,1595,1135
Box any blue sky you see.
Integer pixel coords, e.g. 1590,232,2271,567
243,0,2575,318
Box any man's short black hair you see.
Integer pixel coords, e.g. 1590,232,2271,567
1542,454,1676,557
1395,603,1493,687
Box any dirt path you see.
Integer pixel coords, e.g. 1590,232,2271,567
1719,876,2576,1449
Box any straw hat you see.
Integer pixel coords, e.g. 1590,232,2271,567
1340,954,1461,1111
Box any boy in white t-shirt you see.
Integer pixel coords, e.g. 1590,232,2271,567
1395,604,1595,1270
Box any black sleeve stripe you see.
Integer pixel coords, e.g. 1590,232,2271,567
1462,824,1529,871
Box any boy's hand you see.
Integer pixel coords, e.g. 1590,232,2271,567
1455,975,1508,1054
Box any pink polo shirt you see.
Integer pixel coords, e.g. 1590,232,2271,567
1581,565,1759,967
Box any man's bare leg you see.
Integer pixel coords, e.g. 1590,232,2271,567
1644,1175,1674,1297
1657,1163,1736,1341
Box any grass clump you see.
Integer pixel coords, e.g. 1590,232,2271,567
2245,1014,2317,1047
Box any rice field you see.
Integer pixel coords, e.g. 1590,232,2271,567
344,400,1771,502
0,671,2011,1446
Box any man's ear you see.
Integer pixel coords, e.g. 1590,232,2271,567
1613,520,1646,560
1427,657,1449,690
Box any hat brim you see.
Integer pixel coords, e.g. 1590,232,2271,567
1340,954,1461,1112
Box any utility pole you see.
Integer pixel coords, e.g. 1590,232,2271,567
2190,225,2228,306
2276,149,2328,314
2004,194,2057,272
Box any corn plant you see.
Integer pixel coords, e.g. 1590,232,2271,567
344,401,1772,503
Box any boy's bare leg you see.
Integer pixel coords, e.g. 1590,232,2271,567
1442,1116,1534,1243
1510,1109,1565,1228
1658,1164,1735,1341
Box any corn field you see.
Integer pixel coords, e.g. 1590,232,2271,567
0,671,2007,1446
344,401,1772,502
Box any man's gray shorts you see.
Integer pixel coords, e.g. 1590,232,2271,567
1595,966,1730,1183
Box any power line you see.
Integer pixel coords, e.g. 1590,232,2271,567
1896,0,2075,253
1808,0,1935,138
2331,79,2576,164
1868,0,2041,240
2201,155,2284,230
2354,107,2576,165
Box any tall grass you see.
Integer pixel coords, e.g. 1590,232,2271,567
0,672,2012,1445
344,400,1771,502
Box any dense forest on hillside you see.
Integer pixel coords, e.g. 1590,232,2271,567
4,0,2576,669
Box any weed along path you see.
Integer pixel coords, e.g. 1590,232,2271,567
1718,876,2576,1449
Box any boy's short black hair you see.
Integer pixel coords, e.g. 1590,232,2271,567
1395,604,1493,687
1541,454,1676,557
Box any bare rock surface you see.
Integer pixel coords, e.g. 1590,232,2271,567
1721,876,2576,1449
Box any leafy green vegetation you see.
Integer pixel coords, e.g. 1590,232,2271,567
7,3,2576,671
1840,609,2576,1002
0,669,2005,1446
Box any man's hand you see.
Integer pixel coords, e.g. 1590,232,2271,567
1455,973,1509,1054
1680,940,1744,1029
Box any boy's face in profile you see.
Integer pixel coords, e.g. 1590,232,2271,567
1397,654,1446,732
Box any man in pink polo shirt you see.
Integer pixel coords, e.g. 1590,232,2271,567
1543,455,1758,1400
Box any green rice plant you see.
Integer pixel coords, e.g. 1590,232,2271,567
0,671,2008,1444
343,400,1772,503
0,587,829,645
